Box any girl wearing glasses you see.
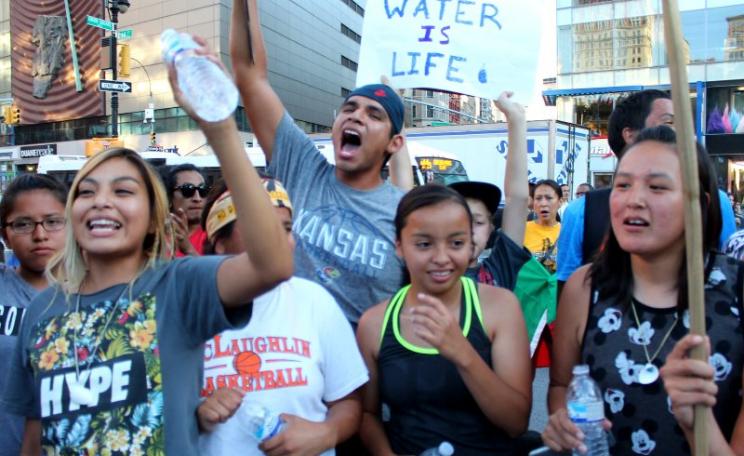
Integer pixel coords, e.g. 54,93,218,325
0,173,67,456
0,38,293,455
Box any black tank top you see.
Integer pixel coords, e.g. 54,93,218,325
378,277,513,455
581,253,744,455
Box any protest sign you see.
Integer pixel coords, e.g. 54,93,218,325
356,0,543,102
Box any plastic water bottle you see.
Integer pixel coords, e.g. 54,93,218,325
566,365,609,456
419,441,454,456
160,29,239,122
238,401,286,442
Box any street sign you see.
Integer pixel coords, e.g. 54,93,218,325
117,28,133,41
99,79,132,93
86,15,115,32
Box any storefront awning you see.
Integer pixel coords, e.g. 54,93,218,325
542,85,644,106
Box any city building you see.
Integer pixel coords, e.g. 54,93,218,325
403,89,498,127
546,0,744,188
0,0,367,177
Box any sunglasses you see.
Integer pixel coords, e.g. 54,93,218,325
174,183,209,198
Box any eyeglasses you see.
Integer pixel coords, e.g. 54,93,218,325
174,183,209,198
4,216,66,234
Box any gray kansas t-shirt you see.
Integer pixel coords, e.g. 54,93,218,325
0,265,38,456
0,256,250,455
268,113,405,323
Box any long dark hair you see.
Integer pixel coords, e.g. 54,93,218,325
589,126,721,311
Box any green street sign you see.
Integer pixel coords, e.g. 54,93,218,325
117,28,133,41
86,15,114,32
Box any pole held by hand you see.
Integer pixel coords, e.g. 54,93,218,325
661,0,707,454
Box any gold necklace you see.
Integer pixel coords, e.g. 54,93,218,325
630,300,679,385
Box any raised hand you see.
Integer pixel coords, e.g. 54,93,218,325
494,91,525,121
170,209,196,255
409,293,470,362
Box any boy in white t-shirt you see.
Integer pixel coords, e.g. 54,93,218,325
197,179,368,456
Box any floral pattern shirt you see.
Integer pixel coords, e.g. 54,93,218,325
0,257,249,455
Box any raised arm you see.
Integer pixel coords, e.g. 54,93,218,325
230,0,285,161
496,91,529,246
168,41,292,306
388,138,414,191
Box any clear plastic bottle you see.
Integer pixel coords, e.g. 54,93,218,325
237,401,286,442
419,441,454,456
160,28,239,122
566,365,609,456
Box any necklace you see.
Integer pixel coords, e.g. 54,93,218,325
630,300,679,385
69,283,131,407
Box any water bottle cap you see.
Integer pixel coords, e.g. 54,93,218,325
438,442,454,456
572,364,590,375
160,28,199,64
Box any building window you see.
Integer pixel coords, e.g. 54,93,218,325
340,0,364,16
412,105,417,118
341,55,358,72
426,90,434,98
341,87,352,97
426,106,435,118
341,24,362,43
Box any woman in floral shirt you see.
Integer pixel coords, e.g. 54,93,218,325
0,38,292,455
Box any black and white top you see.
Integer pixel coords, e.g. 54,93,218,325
581,253,744,455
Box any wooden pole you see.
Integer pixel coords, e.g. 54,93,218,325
661,1,708,454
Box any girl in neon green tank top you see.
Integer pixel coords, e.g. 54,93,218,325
357,185,532,455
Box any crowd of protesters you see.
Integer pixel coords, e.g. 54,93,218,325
0,1,743,455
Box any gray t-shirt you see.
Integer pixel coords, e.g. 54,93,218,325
0,265,38,456
0,256,250,455
268,113,405,323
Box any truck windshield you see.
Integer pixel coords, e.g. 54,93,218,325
416,157,468,185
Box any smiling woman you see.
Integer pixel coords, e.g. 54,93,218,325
542,126,744,456
0,36,292,455
357,184,532,455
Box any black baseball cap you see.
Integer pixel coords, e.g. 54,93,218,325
449,181,502,215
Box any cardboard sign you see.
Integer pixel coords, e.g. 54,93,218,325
357,0,542,101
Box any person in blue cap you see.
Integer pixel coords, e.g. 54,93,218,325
229,0,408,326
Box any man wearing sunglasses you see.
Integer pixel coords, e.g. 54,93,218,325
165,164,210,256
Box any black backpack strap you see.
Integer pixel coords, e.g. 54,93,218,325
582,188,612,264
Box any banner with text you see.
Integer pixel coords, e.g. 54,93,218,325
356,0,543,102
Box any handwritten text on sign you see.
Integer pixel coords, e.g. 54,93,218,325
356,0,542,102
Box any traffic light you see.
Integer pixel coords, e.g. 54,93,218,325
5,105,20,125
118,43,131,77
149,130,156,145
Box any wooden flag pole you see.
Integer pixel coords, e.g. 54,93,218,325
661,0,708,454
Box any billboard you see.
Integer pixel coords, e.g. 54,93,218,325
11,0,104,125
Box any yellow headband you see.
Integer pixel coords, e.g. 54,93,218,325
206,179,293,241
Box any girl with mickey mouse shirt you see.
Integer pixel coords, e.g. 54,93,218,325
542,127,744,455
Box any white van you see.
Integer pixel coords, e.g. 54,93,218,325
38,148,267,187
